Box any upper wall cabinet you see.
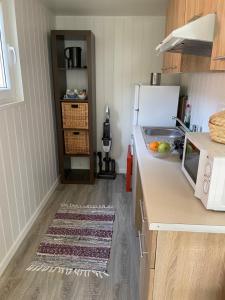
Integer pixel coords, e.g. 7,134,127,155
211,0,225,70
185,0,217,23
162,0,225,73
162,0,185,74
168,0,186,30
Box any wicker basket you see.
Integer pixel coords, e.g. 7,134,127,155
64,130,90,154
208,110,225,144
62,102,88,129
209,110,225,127
209,121,225,144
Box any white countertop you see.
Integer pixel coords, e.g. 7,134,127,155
133,126,225,233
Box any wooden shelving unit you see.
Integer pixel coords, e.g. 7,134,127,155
51,30,96,184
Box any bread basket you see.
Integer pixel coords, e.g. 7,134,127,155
209,110,225,144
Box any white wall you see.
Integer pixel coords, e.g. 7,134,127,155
56,16,179,172
181,73,225,131
0,0,58,275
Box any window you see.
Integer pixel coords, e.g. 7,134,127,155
0,0,24,109
0,33,7,89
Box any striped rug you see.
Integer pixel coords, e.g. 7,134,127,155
26,204,115,278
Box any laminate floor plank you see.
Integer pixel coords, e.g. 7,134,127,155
0,175,139,300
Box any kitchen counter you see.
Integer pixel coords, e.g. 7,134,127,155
133,125,225,233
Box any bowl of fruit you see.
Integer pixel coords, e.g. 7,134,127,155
148,140,174,158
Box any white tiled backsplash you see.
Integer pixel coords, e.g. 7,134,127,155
181,73,225,132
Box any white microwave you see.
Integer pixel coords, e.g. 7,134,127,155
182,132,225,211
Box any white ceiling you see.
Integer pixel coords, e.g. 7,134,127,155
42,0,168,16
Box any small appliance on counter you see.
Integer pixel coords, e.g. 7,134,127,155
182,132,225,211
184,103,191,129
64,47,82,68
150,73,161,86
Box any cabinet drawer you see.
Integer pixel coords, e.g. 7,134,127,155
135,166,145,232
139,255,155,300
139,200,157,269
142,222,157,269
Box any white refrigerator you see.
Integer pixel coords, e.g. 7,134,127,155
126,84,180,193
133,84,180,127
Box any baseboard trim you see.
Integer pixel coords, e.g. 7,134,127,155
0,177,59,277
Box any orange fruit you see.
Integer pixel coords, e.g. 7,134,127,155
149,141,160,152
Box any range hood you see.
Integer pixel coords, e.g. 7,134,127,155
156,14,216,57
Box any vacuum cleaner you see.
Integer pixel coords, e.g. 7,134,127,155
97,106,116,179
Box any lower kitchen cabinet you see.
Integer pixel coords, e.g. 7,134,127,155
138,219,157,300
139,256,155,300
153,231,225,300
139,250,151,300
135,164,225,300
135,166,143,232
137,225,225,299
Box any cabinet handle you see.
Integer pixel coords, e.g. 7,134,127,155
138,231,148,258
138,231,144,258
71,104,79,108
213,56,225,61
139,200,146,223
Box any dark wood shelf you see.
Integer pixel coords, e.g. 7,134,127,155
60,99,88,103
62,128,89,131
63,169,91,184
58,67,87,71
64,153,90,157
51,30,96,185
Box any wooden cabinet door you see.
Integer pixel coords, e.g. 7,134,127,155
185,0,217,23
169,0,186,30
211,0,225,70
153,231,225,300
162,53,172,73
162,0,185,74
139,228,156,300
139,260,155,300
139,252,150,300
135,166,144,232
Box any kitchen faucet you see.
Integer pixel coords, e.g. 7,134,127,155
172,116,190,133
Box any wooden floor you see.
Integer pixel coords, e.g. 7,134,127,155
0,175,139,300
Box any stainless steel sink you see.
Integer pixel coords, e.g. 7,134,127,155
143,127,184,138
142,126,184,144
